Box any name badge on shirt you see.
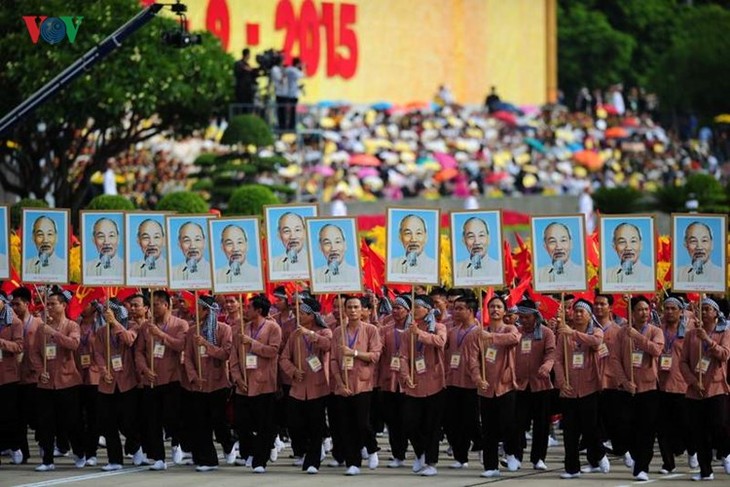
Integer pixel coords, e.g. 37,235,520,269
572,352,584,369
597,343,609,359
306,355,322,372
0,348,3,362
198,345,208,358
180,351,185,364
450,352,461,369
80,354,91,368
245,353,258,369
696,356,710,374
153,341,165,359
17,351,24,364
521,339,532,354
343,356,354,370
485,347,497,363
415,357,426,374
45,344,57,360
631,351,643,368
660,354,672,371
111,355,123,371
390,356,401,371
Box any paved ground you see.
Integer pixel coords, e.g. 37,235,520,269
3,434,727,487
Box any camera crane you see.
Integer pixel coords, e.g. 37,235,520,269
0,1,196,136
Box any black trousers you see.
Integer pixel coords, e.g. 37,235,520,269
281,384,305,457
561,393,605,475
236,392,275,468
601,389,632,456
687,395,728,478
97,388,140,464
370,388,385,434
17,383,37,461
444,386,477,464
326,393,345,463
380,390,408,461
0,382,19,452
288,396,326,470
480,390,518,470
191,388,233,467
628,390,659,475
516,388,551,464
657,391,694,471
336,392,373,468
78,384,98,459
36,387,83,465
141,382,181,462
403,390,446,466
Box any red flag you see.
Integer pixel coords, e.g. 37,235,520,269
480,287,494,327
503,240,517,285
360,239,408,294
508,275,532,307
527,286,560,321
1,266,22,295
66,285,107,321
115,287,140,303
586,231,600,268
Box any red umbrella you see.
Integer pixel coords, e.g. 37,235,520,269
573,150,603,171
485,171,509,184
434,168,459,182
605,127,629,139
600,104,619,116
492,111,517,125
622,117,640,128
349,154,381,167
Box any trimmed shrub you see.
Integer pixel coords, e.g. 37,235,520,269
227,185,280,216
157,191,209,213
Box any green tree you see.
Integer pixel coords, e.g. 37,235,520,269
592,186,645,214
157,191,209,214
11,198,49,229
86,194,136,211
0,0,233,213
227,185,280,216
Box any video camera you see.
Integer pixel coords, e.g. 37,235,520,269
256,49,283,72
161,1,202,48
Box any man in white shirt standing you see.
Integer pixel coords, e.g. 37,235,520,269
270,55,288,130
284,58,304,131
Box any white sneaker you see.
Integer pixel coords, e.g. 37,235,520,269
35,463,55,472
361,447,368,460
172,445,184,465
548,436,559,447
98,436,106,448
634,471,649,481
102,463,123,472
307,466,318,474
195,465,218,472
345,465,360,476
412,454,425,473
525,431,533,440
323,437,332,453
689,453,699,470
449,461,468,469
274,435,285,452
581,465,601,473
252,466,266,473
54,447,68,457
132,447,145,466
481,469,500,478
624,452,635,469
10,449,23,464
692,473,714,481
560,472,581,479
387,458,404,468
85,457,98,467
368,452,379,470
327,459,344,467
292,457,304,466
534,460,547,470
420,465,437,476
599,455,610,473
225,449,237,465
321,444,326,461
270,447,278,462
506,454,521,471
724,454,730,475
74,455,86,468
659,468,675,474
149,460,167,471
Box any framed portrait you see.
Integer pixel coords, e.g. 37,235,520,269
671,213,727,293
305,217,363,294
209,217,265,294
264,204,318,283
165,215,214,291
450,210,504,288
21,208,69,285
599,214,656,294
531,215,588,293
80,211,125,287
385,207,440,286
125,212,169,288
0,206,10,280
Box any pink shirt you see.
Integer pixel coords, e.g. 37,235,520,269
184,321,232,393
331,322,382,396
600,321,622,389
279,327,332,400
377,322,407,392
445,322,480,389
277,314,296,386
398,322,447,397
515,325,555,392
94,322,139,394
230,318,281,396
553,327,604,398
30,317,82,390
76,323,100,386
134,314,189,387
468,324,520,398
0,317,23,385
679,326,730,400
18,315,41,384
658,323,687,394
609,324,664,393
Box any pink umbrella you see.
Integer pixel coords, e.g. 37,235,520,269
313,165,335,176
492,111,517,125
357,167,379,178
434,152,457,169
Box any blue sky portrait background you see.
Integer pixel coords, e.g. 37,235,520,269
307,219,358,269
82,212,124,263
452,211,502,262
601,217,655,268
23,209,67,260
532,216,585,269
166,216,212,267
387,209,439,260
0,207,7,255
127,213,167,263
674,216,724,267
266,205,318,257
210,218,261,270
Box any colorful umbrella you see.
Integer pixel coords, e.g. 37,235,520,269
434,168,459,182
349,154,381,167
492,111,517,125
357,167,379,178
434,152,457,169
605,127,629,139
313,165,335,177
573,150,603,171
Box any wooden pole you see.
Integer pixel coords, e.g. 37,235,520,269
479,287,486,381
627,293,634,387
239,294,247,385
561,293,569,388
410,286,416,385
698,293,704,385
106,287,112,373
148,287,155,389
195,290,202,380
338,293,348,389
295,292,302,371
37,286,48,374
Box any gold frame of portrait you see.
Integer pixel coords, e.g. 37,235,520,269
304,216,363,295
670,212,728,294
164,214,215,291
449,209,506,289
530,213,589,293
598,213,657,294
79,210,127,288
384,206,441,286
20,207,71,285
208,216,265,295
263,203,318,284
